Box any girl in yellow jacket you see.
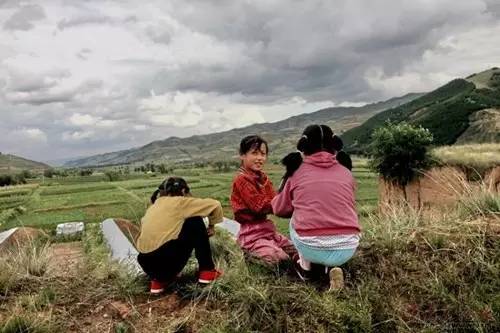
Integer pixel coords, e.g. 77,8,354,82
137,177,223,294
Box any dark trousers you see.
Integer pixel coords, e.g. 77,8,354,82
137,217,215,282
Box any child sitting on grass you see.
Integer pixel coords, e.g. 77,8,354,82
136,177,223,294
230,135,297,265
272,125,361,290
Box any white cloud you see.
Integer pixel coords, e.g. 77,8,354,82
69,113,98,126
13,127,47,142
139,91,204,127
62,130,94,142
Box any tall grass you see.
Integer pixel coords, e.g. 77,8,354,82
433,143,500,175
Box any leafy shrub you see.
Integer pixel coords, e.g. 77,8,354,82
0,174,27,187
370,122,434,187
104,170,121,182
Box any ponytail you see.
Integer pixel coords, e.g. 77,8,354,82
150,189,160,204
278,152,303,192
336,151,353,171
151,177,190,204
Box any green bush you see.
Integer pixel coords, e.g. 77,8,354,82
104,171,121,182
369,122,434,188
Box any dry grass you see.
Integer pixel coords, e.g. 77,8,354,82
433,143,500,171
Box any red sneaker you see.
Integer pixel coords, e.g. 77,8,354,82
150,280,165,294
198,269,223,284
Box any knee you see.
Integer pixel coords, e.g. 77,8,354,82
183,216,206,232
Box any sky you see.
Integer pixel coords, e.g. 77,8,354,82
0,0,499,163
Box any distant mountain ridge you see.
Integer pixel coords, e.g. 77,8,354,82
342,67,500,152
0,153,50,174
64,93,422,167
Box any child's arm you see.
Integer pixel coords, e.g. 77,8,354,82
235,176,274,215
271,177,294,218
180,197,224,226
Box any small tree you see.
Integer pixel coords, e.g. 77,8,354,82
44,168,55,178
370,122,434,198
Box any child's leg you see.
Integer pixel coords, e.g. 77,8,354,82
137,241,180,282
247,238,289,264
273,232,298,260
176,217,215,271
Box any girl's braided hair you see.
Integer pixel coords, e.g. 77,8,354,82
150,177,190,203
278,124,352,192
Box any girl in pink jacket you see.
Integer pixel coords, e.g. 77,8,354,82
271,124,361,290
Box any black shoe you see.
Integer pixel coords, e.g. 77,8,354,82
294,260,311,281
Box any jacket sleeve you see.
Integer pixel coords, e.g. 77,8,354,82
234,176,273,214
180,197,223,226
271,178,294,218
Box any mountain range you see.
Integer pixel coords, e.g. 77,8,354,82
342,67,500,152
64,93,421,167
0,153,50,174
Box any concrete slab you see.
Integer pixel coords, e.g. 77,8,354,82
0,227,18,247
101,218,142,274
56,222,84,236
217,218,240,237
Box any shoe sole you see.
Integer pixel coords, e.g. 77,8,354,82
198,279,212,284
329,267,344,291
150,288,164,294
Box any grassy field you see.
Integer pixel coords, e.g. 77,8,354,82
0,159,378,234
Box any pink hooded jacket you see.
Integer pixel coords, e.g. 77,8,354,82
271,151,360,237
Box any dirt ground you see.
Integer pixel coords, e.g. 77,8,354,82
378,166,494,211
47,241,84,277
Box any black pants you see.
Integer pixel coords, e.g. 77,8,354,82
137,217,215,282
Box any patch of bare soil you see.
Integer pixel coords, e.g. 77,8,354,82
379,167,472,211
48,242,84,277
66,292,189,332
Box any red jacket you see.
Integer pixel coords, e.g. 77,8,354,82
231,167,275,224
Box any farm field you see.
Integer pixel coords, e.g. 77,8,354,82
0,159,378,234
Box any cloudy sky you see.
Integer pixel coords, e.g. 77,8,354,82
1,0,499,163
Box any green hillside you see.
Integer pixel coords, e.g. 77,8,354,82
64,93,422,167
0,153,50,174
342,68,500,153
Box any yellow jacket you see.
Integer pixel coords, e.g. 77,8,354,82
136,196,223,253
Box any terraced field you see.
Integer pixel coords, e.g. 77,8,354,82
0,159,378,234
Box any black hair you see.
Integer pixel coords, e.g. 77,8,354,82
332,135,352,170
296,124,336,155
239,135,269,155
278,125,353,191
150,177,190,204
278,152,303,192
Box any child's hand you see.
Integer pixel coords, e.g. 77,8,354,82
207,225,215,237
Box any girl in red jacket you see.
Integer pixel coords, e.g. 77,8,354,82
230,135,296,264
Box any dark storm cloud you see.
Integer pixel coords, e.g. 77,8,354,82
3,4,45,31
141,0,491,103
